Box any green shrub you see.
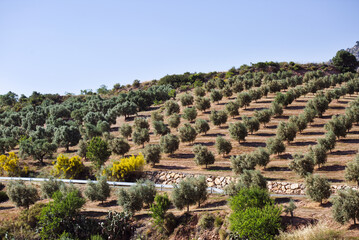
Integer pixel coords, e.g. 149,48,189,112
229,205,282,240
40,177,65,199
84,176,111,204
199,213,215,230
19,202,47,228
86,136,111,169
214,216,224,228
6,181,39,209
150,193,171,233
193,144,215,169
229,188,282,240
38,190,86,239
133,179,157,207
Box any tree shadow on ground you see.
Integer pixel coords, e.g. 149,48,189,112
255,132,276,137
286,105,306,110
101,200,118,207
244,107,267,112
327,178,344,183
331,150,357,155
281,216,318,229
278,153,293,159
338,100,349,104
266,166,291,172
257,100,272,103
295,99,308,103
349,131,359,135
275,115,290,120
330,106,346,110
195,142,215,147
266,125,278,129
240,141,266,147
311,123,325,128
206,133,225,137
318,164,345,171
169,153,195,159
348,224,359,230
207,166,231,171
321,201,333,208
274,197,293,204
153,165,189,170
340,139,359,144
0,206,14,211
291,141,316,146
301,131,325,136
201,200,227,209
321,115,333,119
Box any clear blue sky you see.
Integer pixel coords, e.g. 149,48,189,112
1,0,358,96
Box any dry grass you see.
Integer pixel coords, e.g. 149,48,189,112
277,221,343,240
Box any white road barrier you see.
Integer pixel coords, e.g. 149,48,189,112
0,177,224,194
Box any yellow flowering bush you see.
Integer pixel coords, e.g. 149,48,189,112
52,154,84,179
0,152,27,177
105,153,145,181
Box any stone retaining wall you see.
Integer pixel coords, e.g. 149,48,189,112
143,171,358,195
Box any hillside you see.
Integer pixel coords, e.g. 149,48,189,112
1,68,359,239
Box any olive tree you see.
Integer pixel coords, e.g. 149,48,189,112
193,144,215,168
178,123,197,144
237,92,251,109
160,134,179,155
172,176,207,212
210,89,223,104
54,125,81,152
216,136,232,156
230,154,256,174
252,147,270,168
109,137,131,156
195,97,211,112
151,111,164,122
332,188,359,225
134,117,149,129
254,109,272,127
152,120,170,136
289,153,314,178
143,144,161,167
309,144,327,168
179,93,194,106
132,127,150,148
225,101,240,118
194,87,206,97
119,123,132,140
325,115,347,140
164,100,180,116
6,181,39,209
84,176,111,204
167,113,181,129
305,174,331,205
195,119,210,135
210,110,227,127
182,107,197,122
266,137,285,155
276,121,298,144
229,122,248,143
242,116,260,134
345,154,359,186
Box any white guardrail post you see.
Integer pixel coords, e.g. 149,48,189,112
0,177,224,194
